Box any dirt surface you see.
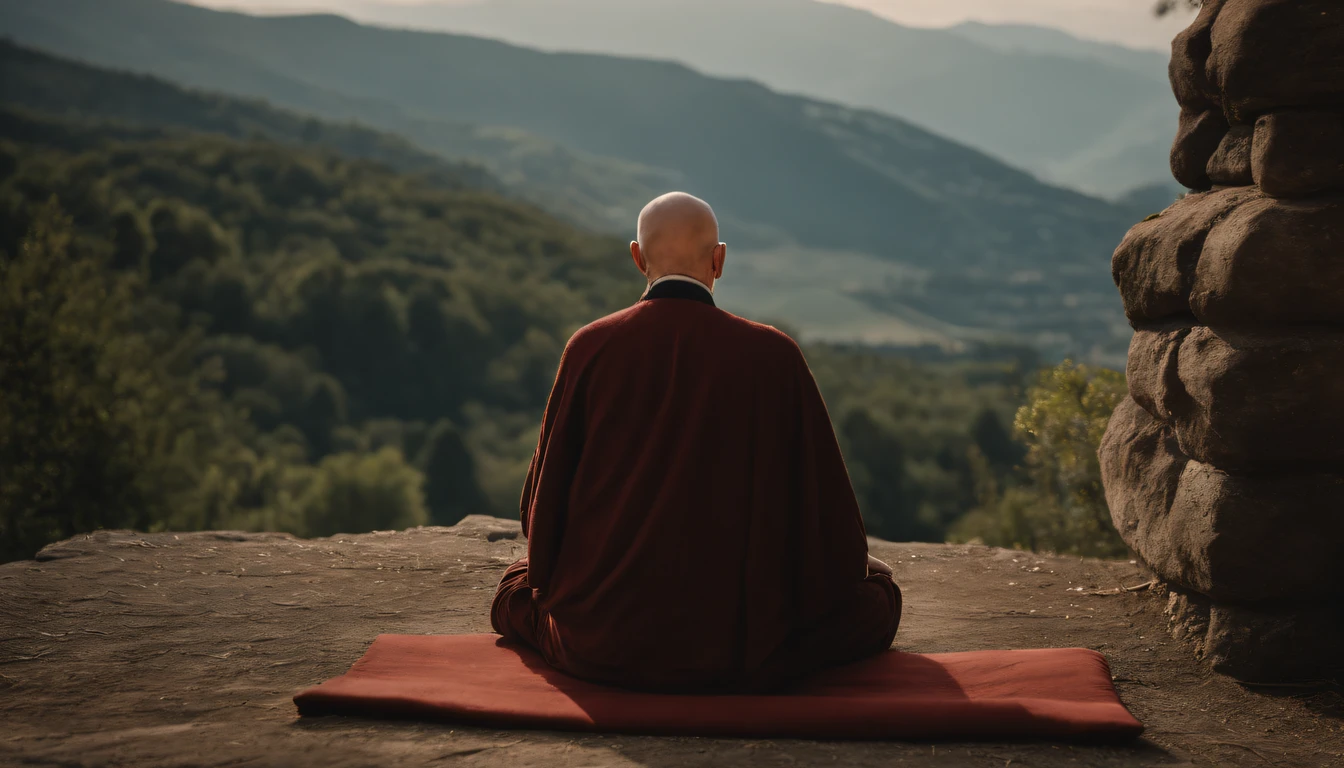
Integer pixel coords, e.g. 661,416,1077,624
1,516,1340,767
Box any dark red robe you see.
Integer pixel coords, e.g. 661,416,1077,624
491,279,900,691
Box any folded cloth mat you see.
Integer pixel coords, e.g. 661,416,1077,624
294,634,1143,741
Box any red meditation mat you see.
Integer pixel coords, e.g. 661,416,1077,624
293,634,1143,741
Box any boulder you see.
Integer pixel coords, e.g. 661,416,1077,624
1252,109,1344,197
1101,397,1187,551
1192,195,1344,327
1172,464,1344,603
1166,586,1344,682
1169,0,1226,111
1111,187,1257,324
1125,328,1191,423
1208,0,1344,121
1173,327,1344,470
1204,124,1254,186
1113,0,1344,688
1101,398,1344,605
1171,108,1230,190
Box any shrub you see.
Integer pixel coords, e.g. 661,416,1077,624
952,361,1128,557
298,447,428,537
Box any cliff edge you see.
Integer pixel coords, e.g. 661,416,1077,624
1,516,1339,767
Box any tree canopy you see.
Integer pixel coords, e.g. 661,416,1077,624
0,90,1127,560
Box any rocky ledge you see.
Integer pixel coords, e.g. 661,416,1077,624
1,516,1340,767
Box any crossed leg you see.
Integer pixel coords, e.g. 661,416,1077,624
491,558,901,692
744,572,902,691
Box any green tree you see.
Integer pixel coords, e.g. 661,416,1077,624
841,409,933,542
299,447,428,537
296,375,347,457
952,361,1128,557
175,258,254,334
188,441,312,535
971,407,1025,469
146,199,234,282
0,200,231,560
418,420,490,526
109,205,153,272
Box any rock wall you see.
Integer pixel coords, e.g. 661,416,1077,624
1101,0,1344,681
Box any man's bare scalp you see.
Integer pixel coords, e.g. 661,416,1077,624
631,192,725,288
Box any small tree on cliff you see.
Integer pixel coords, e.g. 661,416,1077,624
953,361,1128,557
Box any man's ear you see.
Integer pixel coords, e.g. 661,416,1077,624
630,241,647,276
712,242,727,280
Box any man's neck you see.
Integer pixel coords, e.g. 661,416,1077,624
641,275,716,307
648,273,714,295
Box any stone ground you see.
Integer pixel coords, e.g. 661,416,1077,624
1,516,1340,768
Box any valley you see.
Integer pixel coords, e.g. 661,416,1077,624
0,0,1162,364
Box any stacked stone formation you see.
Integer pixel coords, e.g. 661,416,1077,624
1100,0,1344,682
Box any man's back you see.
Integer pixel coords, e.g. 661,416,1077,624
490,193,899,692
544,296,845,682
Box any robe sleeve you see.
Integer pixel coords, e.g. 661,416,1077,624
790,346,872,625
519,342,586,594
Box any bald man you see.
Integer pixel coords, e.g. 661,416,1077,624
491,192,901,692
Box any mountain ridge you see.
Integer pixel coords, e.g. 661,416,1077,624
0,0,1141,361
0,0,1136,269
0,38,500,191
947,20,1170,73
336,0,1178,197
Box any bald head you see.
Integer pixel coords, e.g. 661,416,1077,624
631,192,726,290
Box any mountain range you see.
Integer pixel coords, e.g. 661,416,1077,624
0,0,1136,258
334,0,1178,198
0,0,1149,362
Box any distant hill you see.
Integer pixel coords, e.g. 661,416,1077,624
335,0,1177,197
0,0,1139,267
947,21,1168,77
0,39,498,191
0,0,1136,268
0,38,676,236
0,101,1031,550
0,0,1141,362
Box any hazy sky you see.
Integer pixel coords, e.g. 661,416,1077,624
833,0,1193,50
183,0,1195,51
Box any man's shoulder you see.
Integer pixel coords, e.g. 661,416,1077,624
726,315,804,358
567,305,639,347
569,304,802,362
558,306,635,365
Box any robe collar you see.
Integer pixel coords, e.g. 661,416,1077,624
640,275,716,307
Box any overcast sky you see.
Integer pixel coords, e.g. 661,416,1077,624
182,0,1195,51
833,0,1192,50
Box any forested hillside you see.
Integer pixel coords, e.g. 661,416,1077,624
0,104,630,557
0,99,1036,561
0,1,1150,363
0,0,1136,268
0,38,669,237
0,41,496,191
